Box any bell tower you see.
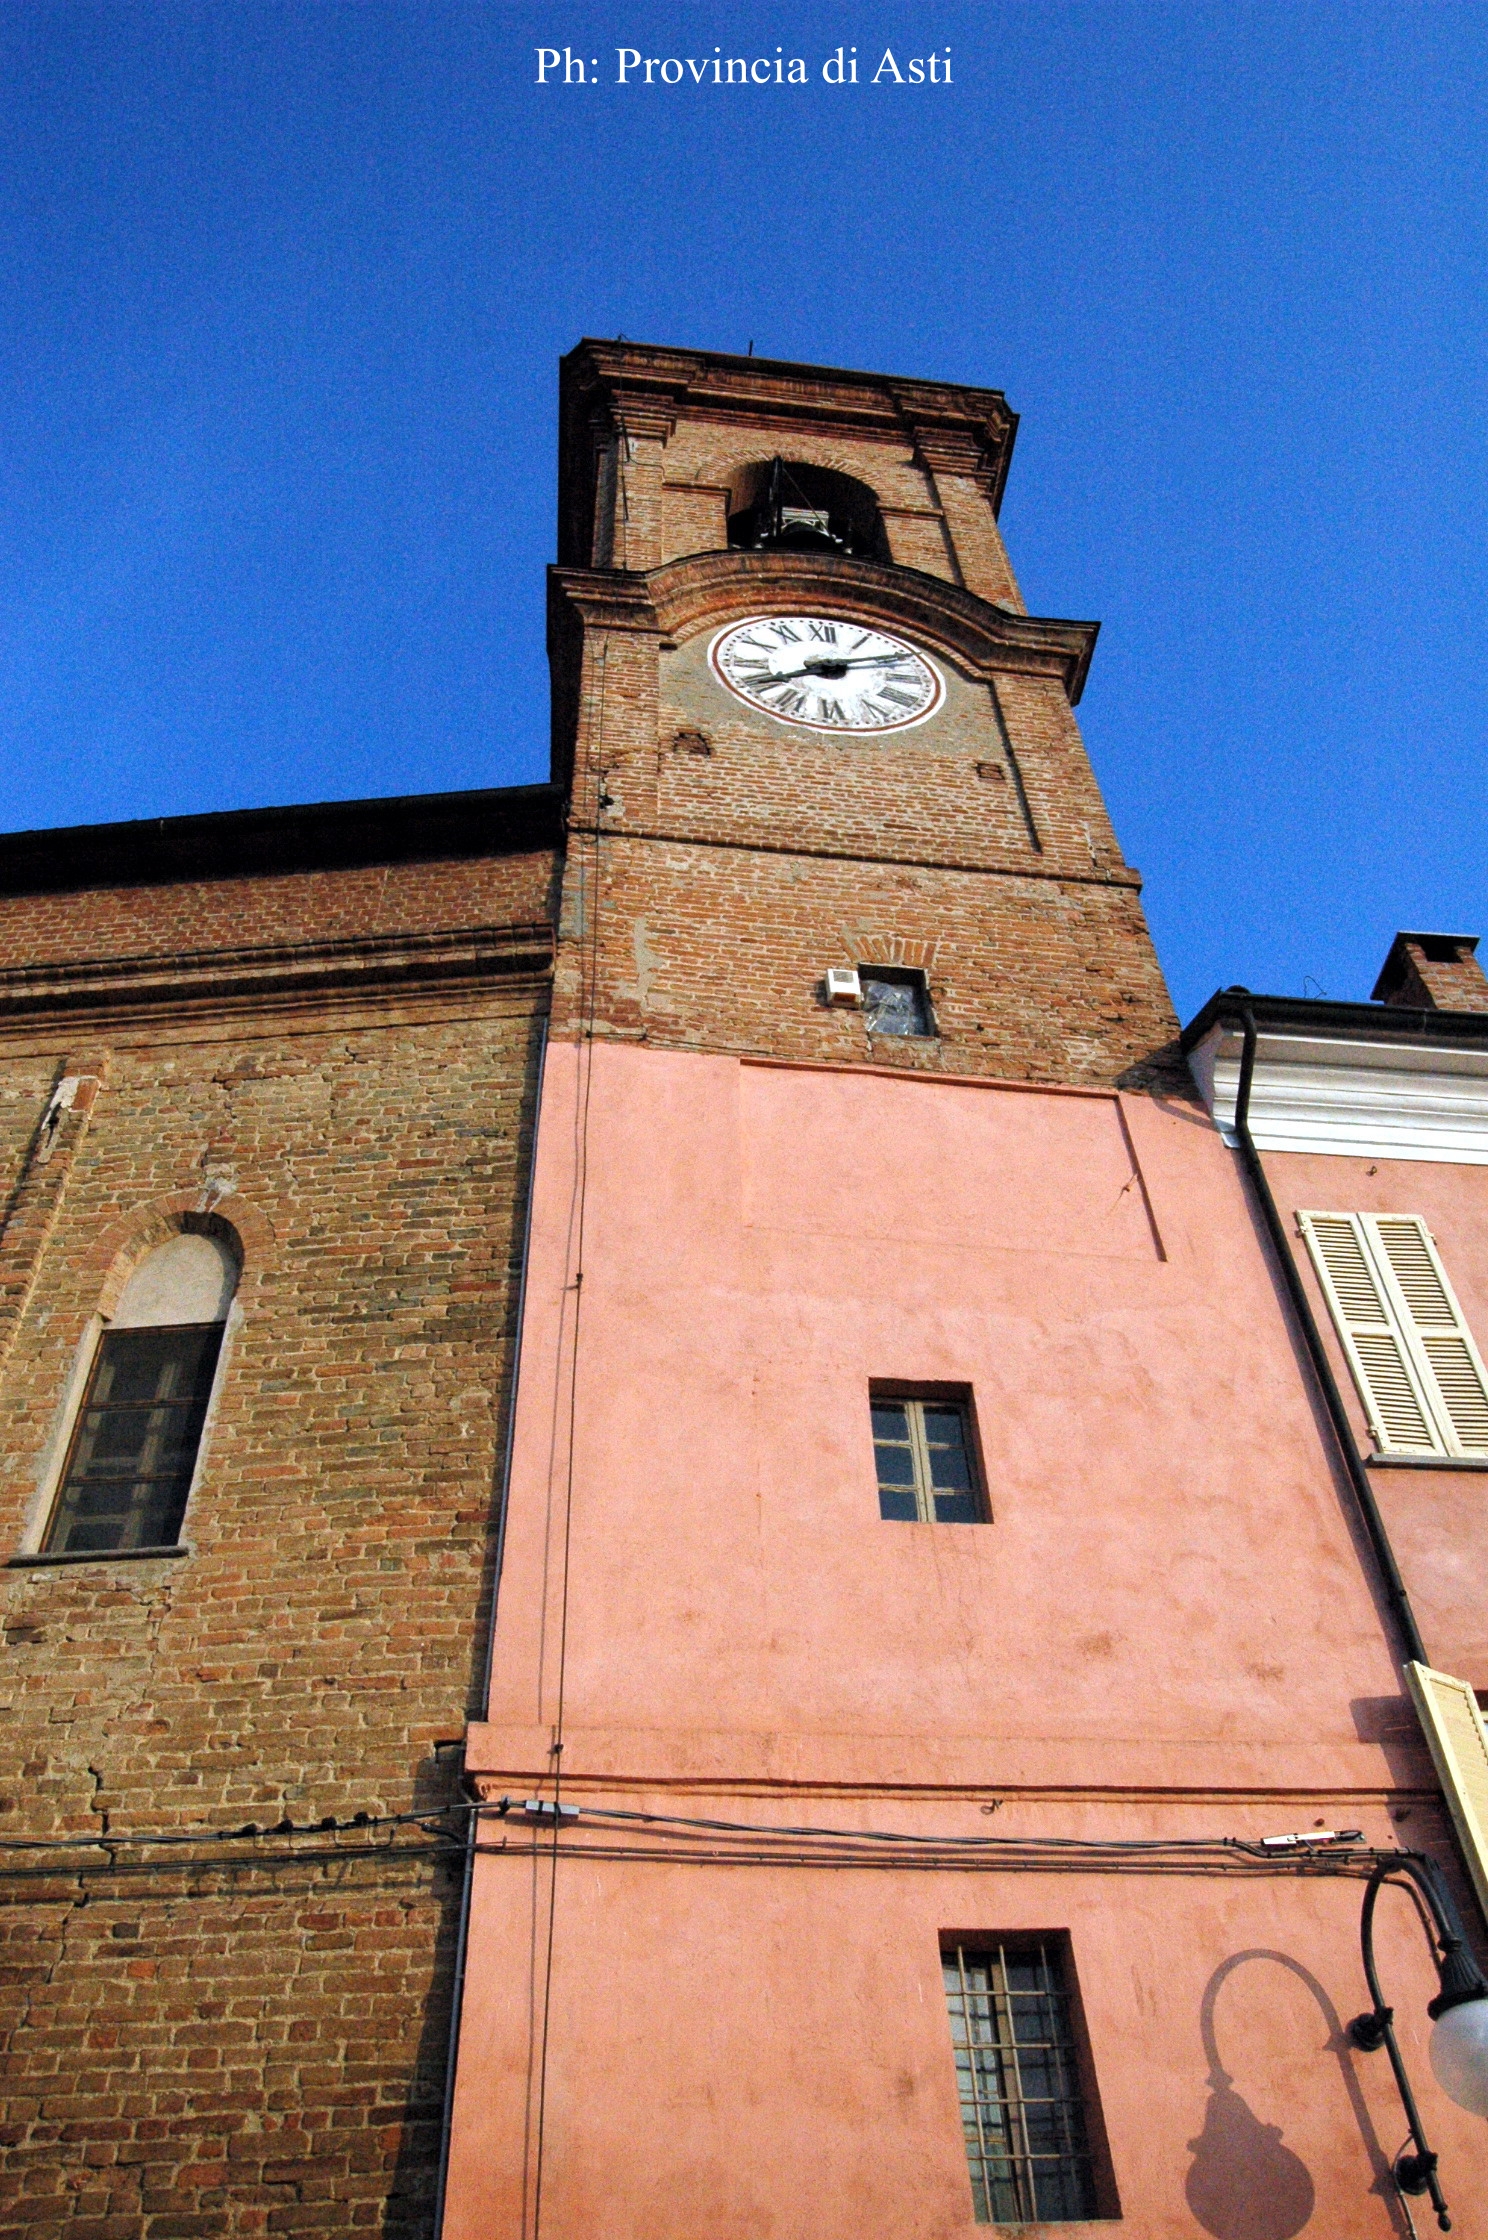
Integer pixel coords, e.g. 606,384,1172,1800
547,339,1177,1085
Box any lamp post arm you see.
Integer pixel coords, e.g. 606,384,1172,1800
1355,1867,1451,2228
1351,1852,1488,2231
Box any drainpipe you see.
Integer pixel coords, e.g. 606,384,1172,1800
1228,1007,1426,1667
432,1015,550,2237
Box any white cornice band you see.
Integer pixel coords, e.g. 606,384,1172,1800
1188,1026,1488,1164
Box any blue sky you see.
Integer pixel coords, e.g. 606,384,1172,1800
1,2,1484,1019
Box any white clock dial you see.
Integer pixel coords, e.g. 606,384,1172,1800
708,615,944,734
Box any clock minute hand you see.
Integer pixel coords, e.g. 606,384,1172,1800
758,653,911,685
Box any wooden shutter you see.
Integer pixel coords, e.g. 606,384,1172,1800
1405,1661,1488,1924
1298,1213,1439,1453
1299,1212,1488,1458
1369,1217,1488,1457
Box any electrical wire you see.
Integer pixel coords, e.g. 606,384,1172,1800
474,1840,1395,1879
0,1789,1424,1899
0,1796,1409,1881
531,638,609,2240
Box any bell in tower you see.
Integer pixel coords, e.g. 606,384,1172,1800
725,456,891,561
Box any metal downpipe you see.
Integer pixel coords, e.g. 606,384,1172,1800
1228,1007,1426,1667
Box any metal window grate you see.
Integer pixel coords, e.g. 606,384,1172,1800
944,1939,1098,2225
872,1397,982,1523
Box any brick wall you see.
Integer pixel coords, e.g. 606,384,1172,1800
548,342,1179,1090
0,841,554,2239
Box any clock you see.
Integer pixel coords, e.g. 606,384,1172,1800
708,615,944,734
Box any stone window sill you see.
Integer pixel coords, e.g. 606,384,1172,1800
1366,1455,1488,1472
7,1543,190,1568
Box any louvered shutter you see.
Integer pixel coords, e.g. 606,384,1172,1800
1405,1661,1488,1925
1368,1218,1488,1458
1298,1213,1439,1454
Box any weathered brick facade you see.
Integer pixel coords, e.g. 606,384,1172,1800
549,345,1179,1084
1,342,1184,2237
0,793,559,2237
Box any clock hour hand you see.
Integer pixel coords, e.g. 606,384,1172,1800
749,653,913,686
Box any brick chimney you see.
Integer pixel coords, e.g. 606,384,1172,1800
1372,931,1488,1013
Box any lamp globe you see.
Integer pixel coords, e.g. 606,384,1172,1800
1430,1996,1488,2119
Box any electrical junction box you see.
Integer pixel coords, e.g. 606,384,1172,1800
825,967,862,1007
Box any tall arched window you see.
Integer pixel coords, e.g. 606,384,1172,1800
45,1229,238,1555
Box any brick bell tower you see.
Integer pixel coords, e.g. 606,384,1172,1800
440,349,1203,2240
546,340,1177,1083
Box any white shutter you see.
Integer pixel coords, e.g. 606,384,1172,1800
1405,1661,1488,1925
1298,1213,1439,1454
1368,1217,1488,1457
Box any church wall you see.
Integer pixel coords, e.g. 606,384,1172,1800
0,841,554,2239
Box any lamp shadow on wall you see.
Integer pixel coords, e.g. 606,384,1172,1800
1186,1949,1409,2240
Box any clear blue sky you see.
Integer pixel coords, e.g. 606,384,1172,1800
2,2,1483,1020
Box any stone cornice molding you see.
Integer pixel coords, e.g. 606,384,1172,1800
0,921,554,1032
550,550,1098,701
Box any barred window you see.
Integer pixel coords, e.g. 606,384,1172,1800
943,1939,1100,2224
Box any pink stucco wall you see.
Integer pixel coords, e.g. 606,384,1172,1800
444,1042,1488,2238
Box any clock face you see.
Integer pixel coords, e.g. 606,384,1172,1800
708,615,944,734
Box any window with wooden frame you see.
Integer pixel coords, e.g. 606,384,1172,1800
1298,1212,1488,1460
871,1391,985,1522
942,1937,1109,2224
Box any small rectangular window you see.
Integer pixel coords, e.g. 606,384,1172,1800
46,1324,224,1555
860,967,934,1038
943,1938,1102,2224
871,1394,983,1522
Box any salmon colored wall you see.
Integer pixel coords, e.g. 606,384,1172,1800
482,1045,1409,1757
447,1831,1483,2240
445,1043,1487,2238
1268,1147,1488,1688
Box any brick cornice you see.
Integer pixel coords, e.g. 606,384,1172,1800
547,569,661,637
640,549,1098,701
888,386,1017,513
566,818,1142,890
0,921,553,1032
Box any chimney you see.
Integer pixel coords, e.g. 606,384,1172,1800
1372,932,1488,1013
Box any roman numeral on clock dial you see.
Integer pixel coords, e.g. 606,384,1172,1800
708,616,945,735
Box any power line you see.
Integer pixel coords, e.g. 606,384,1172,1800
532,638,610,2240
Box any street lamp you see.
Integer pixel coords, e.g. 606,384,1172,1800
1348,1853,1488,2231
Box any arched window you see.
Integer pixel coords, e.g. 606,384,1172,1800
726,458,889,561
45,1229,238,1555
